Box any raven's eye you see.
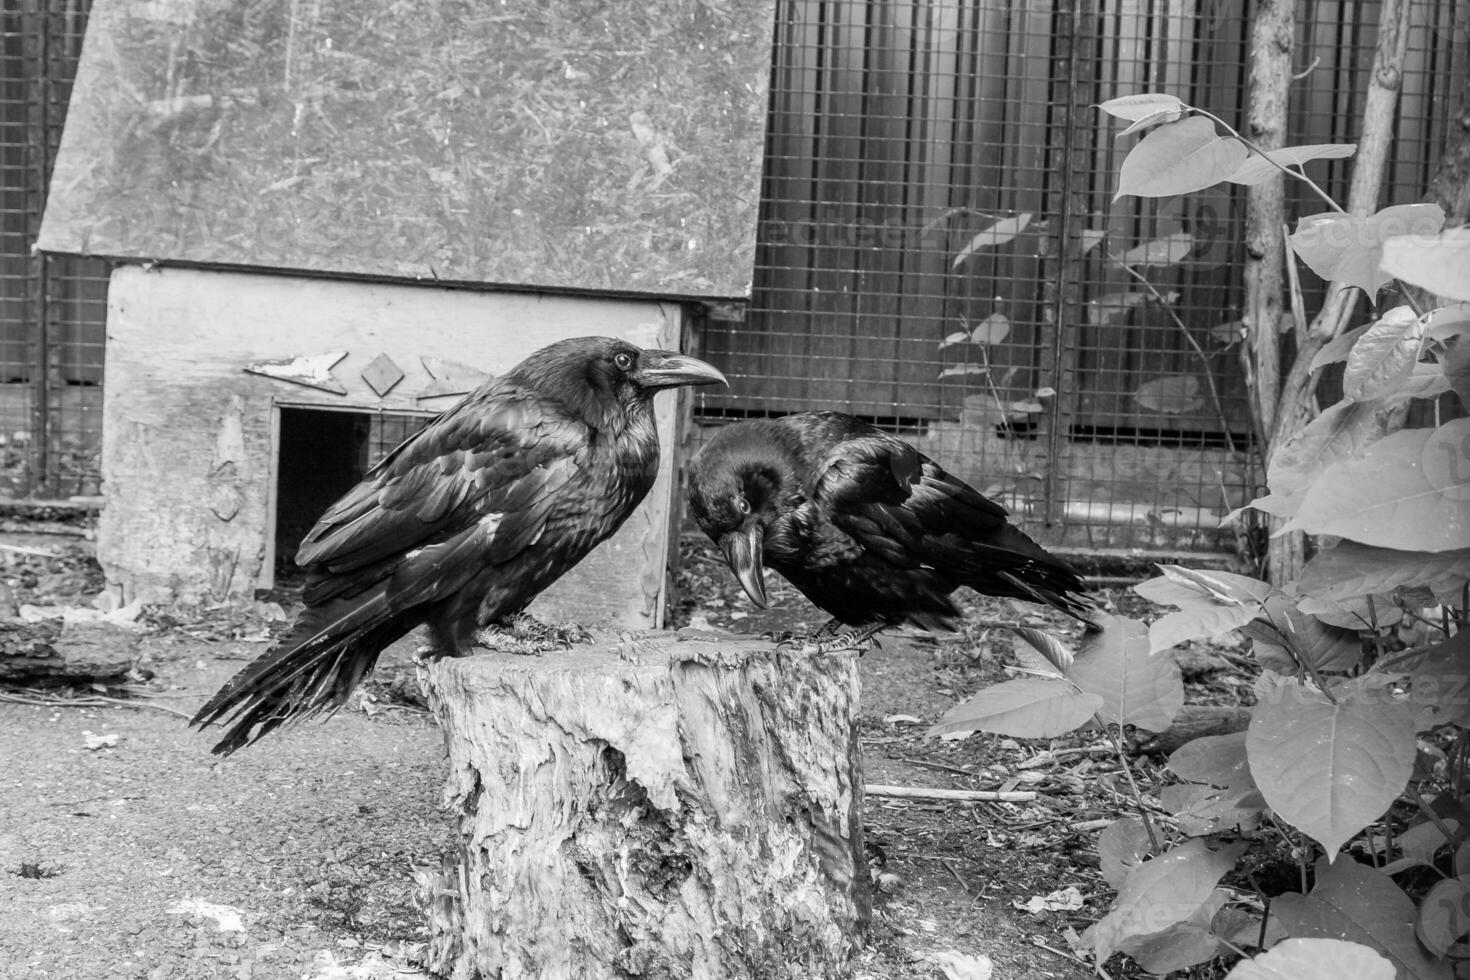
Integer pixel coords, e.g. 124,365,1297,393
614,351,634,371
735,495,750,515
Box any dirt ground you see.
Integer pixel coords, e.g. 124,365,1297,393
0,524,1220,980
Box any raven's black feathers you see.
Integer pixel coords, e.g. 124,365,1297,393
192,337,724,754
687,411,1094,631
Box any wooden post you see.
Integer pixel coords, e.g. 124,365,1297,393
417,630,869,980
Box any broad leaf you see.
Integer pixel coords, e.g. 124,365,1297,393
1081,839,1246,964
1235,492,1298,522
1271,857,1451,980
1342,306,1425,401
1157,566,1273,605
1247,676,1417,857
1167,732,1265,835
1119,109,1185,136
1087,289,1149,325
1417,877,1470,956
1381,226,1470,302
969,312,1011,345
1148,600,1260,656
1208,319,1244,345
1079,228,1108,255
1290,203,1446,300
938,364,989,379
1168,782,1266,836
1069,615,1182,730
1168,731,1251,787
1381,819,1460,875
1440,333,1470,411
1267,400,1392,502
938,330,969,349
1296,540,1470,606
1426,303,1470,341
1118,891,1228,974
1308,322,1373,374
1008,626,1072,674
1405,629,1470,730
926,677,1101,739
1098,817,1153,890
1121,231,1194,267
1297,593,1403,630
1226,143,1358,185
1133,374,1204,414
1286,421,1470,551
1115,116,1249,201
952,213,1032,268
1097,92,1187,122
1380,361,1453,407
1225,938,1395,980
1255,594,1365,673
1137,567,1270,656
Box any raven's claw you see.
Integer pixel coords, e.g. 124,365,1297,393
475,613,592,656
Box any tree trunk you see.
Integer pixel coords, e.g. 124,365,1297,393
417,630,868,980
1242,0,1294,443
1264,0,1414,585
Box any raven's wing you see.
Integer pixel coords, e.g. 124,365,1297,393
191,382,588,753
294,381,587,602
811,434,1014,569
812,433,1092,620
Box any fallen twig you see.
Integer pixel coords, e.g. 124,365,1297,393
1030,936,1105,977
1015,745,1113,770
866,784,1037,803
0,690,194,719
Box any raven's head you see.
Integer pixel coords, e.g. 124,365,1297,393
687,421,801,609
512,336,726,430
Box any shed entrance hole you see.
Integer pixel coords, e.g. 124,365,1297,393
271,406,430,585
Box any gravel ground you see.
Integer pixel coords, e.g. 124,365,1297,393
0,524,1114,979
1,636,447,980
2,624,1096,980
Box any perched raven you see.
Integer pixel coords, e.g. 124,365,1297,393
687,411,1093,647
192,336,725,755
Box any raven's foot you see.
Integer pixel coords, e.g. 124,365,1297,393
474,613,592,656
775,621,885,655
412,643,452,666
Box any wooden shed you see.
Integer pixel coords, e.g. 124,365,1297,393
36,0,776,623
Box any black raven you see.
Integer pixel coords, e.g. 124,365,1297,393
687,411,1093,647
192,336,725,755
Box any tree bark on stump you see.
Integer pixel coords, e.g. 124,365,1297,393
417,630,868,980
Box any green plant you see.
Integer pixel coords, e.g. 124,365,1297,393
932,92,1470,979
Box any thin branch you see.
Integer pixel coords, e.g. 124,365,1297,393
865,784,1037,803
1106,251,1243,453
1193,106,1344,213
1098,714,1161,853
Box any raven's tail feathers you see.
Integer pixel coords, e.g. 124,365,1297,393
995,566,1099,630
189,589,406,756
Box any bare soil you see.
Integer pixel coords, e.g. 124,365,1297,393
0,526,1239,979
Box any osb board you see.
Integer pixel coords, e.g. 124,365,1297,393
99,265,683,627
37,0,773,299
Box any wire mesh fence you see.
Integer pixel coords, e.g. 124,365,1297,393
0,0,107,501
697,0,1465,557
0,0,1463,549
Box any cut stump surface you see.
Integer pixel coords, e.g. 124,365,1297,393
418,628,868,980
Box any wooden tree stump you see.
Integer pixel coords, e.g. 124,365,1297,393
417,629,868,980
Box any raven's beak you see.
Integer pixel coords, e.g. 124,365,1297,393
719,525,768,609
636,350,728,390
